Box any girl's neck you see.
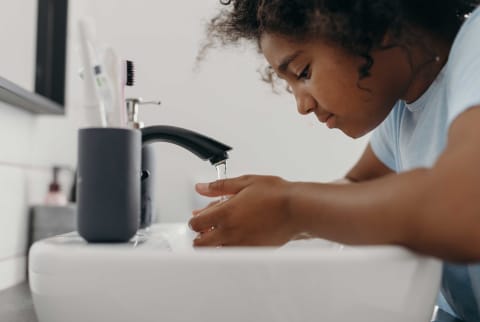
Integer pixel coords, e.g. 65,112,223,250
402,32,452,104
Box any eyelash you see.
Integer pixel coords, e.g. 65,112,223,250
297,65,311,80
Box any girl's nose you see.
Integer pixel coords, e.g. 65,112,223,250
296,94,316,115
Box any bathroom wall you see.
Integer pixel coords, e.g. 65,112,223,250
0,104,34,291
0,0,87,291
0,0,369,291
0,0,37,291
85,0,370,219
32,0,370,223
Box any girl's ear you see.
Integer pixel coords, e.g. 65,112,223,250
380,31,395,48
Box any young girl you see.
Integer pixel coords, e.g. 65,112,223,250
188,1,480,321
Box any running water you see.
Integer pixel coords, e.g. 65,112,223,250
215,161,228,202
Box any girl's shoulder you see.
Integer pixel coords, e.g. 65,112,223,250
450,6,480,58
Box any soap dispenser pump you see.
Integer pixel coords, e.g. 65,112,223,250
126,98,162,129
126,98,161,233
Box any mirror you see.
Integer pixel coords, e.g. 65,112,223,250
0,0,68,115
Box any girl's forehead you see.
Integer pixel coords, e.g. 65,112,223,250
260,34,300,66
260,33,304,54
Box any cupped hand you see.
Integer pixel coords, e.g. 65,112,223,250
188,175,299,247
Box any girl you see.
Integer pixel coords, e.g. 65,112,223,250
189,1,480,321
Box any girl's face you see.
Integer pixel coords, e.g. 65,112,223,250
260,33,413,138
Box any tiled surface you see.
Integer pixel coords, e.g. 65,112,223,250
0,103,34,291
0,166,29,261
0,103,34,164
0,165,30,290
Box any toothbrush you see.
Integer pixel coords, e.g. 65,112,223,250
92,61,116,127
120,60,136,124
78,19,107,127
123,60,135,87
103,47,127,127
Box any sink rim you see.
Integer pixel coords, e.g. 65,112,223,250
28,222,441,276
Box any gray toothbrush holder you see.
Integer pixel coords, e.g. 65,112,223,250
77,127,141,243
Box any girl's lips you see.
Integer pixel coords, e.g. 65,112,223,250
326,114,336,129
316,112,332,123
315,112,336,128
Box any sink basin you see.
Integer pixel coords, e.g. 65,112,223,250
29,223,441,322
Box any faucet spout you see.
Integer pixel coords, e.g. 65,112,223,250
141,125,232,165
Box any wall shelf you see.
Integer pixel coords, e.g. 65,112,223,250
0,76,64,115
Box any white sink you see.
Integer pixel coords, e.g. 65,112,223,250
29,223,441,322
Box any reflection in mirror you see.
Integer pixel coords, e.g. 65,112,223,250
0,0,68,114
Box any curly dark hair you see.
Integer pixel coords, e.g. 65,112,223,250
199,0,479,86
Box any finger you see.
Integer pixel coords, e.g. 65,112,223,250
188,209,222,233
193,228,223,247
192,200,222,216
195,175,253,197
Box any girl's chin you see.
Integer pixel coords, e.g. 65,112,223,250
342,126,371,139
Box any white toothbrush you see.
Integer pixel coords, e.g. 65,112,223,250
78,19,107,127
103,47,128,127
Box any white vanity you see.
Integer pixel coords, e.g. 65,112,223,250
29,223,441,322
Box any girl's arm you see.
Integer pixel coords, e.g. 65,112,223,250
190,107,480,262
291,106,480,262
342,143,395,183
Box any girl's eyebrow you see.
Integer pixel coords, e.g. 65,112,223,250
278,50,303,74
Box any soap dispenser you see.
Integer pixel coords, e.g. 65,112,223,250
126,98,161,233
44,166,68,206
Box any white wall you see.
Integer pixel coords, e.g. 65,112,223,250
0,0,37,290
0,104,33,290
0,0,368,290
33,0,369,223
0,0,87,291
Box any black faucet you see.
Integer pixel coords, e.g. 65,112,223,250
141,125,232,165
137,125,232,232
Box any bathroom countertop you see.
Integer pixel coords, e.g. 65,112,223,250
0,282,38,322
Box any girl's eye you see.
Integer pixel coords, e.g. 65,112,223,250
297,65,311,80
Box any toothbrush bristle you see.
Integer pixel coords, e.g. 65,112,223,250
126,60,135,86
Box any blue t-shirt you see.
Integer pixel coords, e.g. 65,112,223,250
370,6,480,322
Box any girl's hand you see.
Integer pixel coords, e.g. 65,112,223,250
188,175,299,247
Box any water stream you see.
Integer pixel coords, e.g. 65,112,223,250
215,161,228,202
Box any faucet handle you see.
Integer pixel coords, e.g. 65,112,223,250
125,98,162,129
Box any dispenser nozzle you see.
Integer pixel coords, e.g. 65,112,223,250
126,98,162,129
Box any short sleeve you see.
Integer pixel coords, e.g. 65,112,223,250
369,102,401,172
446,7,480,127
468,265,480,314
